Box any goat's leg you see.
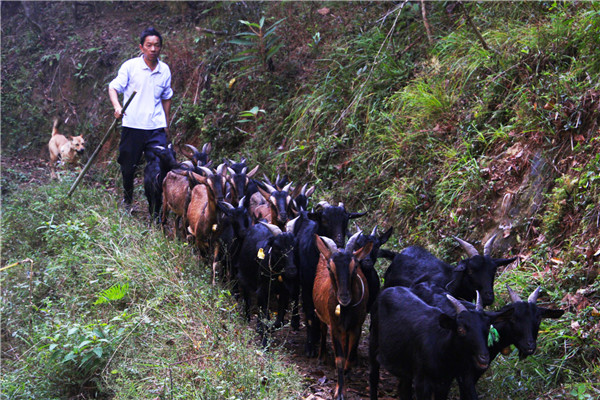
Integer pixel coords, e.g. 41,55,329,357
368,325,380,400
332,334,346,400
211,242,220,286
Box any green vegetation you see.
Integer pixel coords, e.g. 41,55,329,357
1,177,302,399
2,2,599,399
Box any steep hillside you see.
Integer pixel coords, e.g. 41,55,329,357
2,1,599,399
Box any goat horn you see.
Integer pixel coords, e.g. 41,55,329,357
242,167,248,174
345,230,362,253
453,236,479,258
283,182,293,193
300,183,307,195
528,287,541,304
241,157,247,164
154,145,165,151
338,202,345,208
199,166,214,177
262,181,277,194
306,185,316,197
371,225,378,237
220,201,235,210
228,167,236,177
185,144,200,154
483,233,498,256
217,163,228,176
446,294,468,314
317,201,331,208
506,284,522,303
475,290,483,311
202,143,211,153
320,236,338,254
259,222,282,236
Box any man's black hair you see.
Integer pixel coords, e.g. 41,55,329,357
140,27,162,46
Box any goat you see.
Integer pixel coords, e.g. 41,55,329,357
143,144,181,223
352,225,393,312
292,202,367,357
185,165,228,284
313,232,373,400
290,183,315,214
254,180,300,229
227,162,259,206
235,222,298,346
183,142,211,166
382,234,516,306
161,169,193,239
216,197,252,284
453,284,564,400
369,286,513,400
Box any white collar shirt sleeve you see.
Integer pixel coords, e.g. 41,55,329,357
109,56,173,130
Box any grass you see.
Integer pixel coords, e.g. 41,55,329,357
1,178,302,399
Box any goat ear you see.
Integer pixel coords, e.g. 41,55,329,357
257,185,272,201
290,184,302,199
494,256,518,267
202,142,212,154
305,185,316,197
315,234,333,260
539,307,565,319
438,313,457,331
353,241,374,261
348,211,367,219
488,307,514,324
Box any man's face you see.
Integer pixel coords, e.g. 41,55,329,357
140,35,161,63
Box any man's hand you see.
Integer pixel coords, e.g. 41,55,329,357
114,107,124,119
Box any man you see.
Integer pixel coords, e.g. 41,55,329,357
108,27,173,210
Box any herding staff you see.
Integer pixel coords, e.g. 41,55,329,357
67,91,137,197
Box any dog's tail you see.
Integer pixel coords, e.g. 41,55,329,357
51,118,61,136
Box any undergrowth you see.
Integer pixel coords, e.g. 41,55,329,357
1,179,302,399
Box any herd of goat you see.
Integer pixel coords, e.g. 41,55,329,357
142,142,564,400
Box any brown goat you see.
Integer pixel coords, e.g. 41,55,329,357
313,232,373,400
186,166,228,285
161,170,192,239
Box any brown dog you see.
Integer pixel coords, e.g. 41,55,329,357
48,118,86,179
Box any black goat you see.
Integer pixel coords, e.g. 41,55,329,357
216,197,252,284
143,144,177,222
226,162,259,206
236,222,298,347
183,142,211,166
369,286,513,400
352,225,393,312
382,234,516,306
453,284,564,400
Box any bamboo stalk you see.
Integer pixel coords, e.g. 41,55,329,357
67,91,137,197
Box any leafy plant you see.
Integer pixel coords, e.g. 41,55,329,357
94,282,130,305
229,17,285,75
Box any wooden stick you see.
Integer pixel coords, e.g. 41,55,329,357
67,91,137,197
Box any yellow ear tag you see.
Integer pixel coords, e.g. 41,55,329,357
257,248,265,260
335,304,341,316
278,275,283,283
212,224,218,231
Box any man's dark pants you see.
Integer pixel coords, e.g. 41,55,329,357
117,127,167,204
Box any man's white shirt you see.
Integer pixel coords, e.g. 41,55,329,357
109,55,173,130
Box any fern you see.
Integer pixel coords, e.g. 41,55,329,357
94,282,129,305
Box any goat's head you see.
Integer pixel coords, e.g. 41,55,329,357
310,201,367,248
228,164,259,203
451,234,517,306
353,225,393,272
291,183,315,214
183,142,211,166
257,180,296,227
504,285,564,359
315,232,373,307
218,199,252,239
